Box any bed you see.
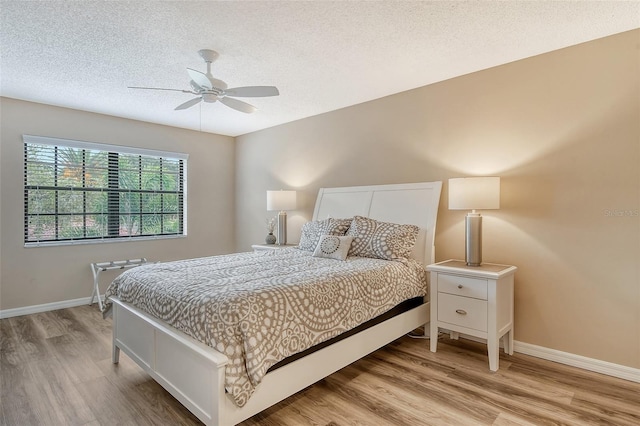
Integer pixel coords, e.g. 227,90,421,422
107,181,442,425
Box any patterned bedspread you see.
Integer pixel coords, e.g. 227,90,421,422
104,248,427,406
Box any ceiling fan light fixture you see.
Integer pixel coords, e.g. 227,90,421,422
202,93,218,103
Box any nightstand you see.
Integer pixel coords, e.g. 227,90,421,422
427,259,516,371
251,244,297,252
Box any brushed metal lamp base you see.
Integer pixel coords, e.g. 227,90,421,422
465,211,482,266
276,211,287,245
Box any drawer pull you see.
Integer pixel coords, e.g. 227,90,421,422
457,285,463,289
455,309,467,315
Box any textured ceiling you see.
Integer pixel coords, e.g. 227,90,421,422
1,1,639,137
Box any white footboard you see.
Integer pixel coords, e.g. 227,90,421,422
111,298,229,425
111,297,430,426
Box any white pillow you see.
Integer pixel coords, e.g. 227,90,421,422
312,235,353,261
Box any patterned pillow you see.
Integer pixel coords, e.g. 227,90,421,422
346,216,419,261
327,218,352,235
312,235,354,261
297,218,352,252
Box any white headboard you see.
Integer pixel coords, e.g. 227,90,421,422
312,181,443,267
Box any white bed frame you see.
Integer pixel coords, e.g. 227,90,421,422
110,181,442,425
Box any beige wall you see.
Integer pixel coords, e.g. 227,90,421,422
236,30,640,369
0,98,236,310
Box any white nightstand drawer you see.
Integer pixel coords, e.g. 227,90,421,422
437,293,488,332
438,274,488,300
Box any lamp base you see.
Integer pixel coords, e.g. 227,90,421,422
465,212,482,266
276,211,287,245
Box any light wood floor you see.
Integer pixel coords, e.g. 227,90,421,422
1,305,639,425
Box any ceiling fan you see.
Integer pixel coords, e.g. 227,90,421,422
128,49,279,114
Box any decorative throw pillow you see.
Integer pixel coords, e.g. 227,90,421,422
312,235,353,261
297,218,352,252
298,218,331,251
346,216,419,261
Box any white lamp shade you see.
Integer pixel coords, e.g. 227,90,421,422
267,190,297,211
449,177,500,210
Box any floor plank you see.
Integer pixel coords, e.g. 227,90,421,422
0,358,41,426
30,311,68,339
73,376,141,426
2,306,640,426
354,353,500,424
6,315,54,363
24,357,96,425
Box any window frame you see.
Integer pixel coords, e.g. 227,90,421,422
23,135,188,247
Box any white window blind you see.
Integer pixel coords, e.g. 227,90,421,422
23,135,188,246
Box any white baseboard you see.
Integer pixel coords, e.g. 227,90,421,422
444,331,640,384
0,296,99,319
513,340,640,384
3,301,639,385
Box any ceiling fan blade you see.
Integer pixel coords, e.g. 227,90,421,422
187,68,212,90
224,86,279,97
175,97,202,110
219,97,257,114
128,86,191,93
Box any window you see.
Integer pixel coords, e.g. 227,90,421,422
24,135,187,246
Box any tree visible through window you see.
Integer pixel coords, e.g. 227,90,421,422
24,136,187,245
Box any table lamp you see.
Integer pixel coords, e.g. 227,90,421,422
448,177,500,266
267,190,297,245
